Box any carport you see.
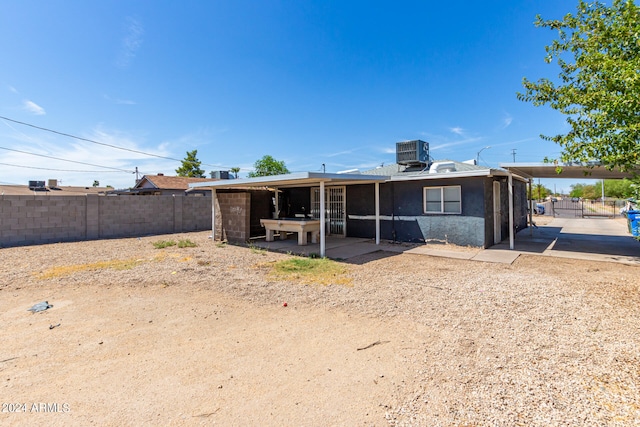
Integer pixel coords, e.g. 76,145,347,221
501,162,636,220
496,162,639,259
190,172,390,257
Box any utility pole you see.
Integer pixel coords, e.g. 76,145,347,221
135,167,140,182
511,149,517,162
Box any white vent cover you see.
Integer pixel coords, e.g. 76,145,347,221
429,161,456,173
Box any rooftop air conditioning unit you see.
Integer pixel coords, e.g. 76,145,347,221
29,180,46,191
396,140,429,166
210,170,230,179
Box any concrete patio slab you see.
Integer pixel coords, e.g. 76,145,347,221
404,246,479,260
249,217,640,265
470,249,521,264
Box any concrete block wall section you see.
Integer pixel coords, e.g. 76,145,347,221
215,192,251,242
183,196,213,231
0,196,88,245
0,194,214,248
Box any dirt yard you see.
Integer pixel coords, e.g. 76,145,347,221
1,230,639,426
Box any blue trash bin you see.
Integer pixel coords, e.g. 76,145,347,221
627,210,639,236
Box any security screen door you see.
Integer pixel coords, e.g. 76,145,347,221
311,186,345,236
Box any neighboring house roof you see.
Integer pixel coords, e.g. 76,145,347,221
0,185,110,196
134,175,214,190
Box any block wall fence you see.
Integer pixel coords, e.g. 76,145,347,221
0,193,253,248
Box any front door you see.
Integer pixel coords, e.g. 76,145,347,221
311,186,346,236
493,181,502,244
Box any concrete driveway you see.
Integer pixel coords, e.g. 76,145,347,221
489,217,640,265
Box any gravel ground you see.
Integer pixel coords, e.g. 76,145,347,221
1,231,639,426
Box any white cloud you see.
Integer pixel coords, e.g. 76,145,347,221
8,85,18,94
0,124,179,188
449,127,464,136
502,113,513,128
22,100,46,115
117,17,144,68
103,94,136,105
430,136,485,151
325,148,358,158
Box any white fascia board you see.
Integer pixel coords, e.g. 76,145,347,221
188,172,389,189
388,169,492,182
387,168,527,183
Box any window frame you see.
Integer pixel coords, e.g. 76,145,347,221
423,185,462,214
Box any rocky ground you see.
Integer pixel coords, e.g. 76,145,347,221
1,230,639,426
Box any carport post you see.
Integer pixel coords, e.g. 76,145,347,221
274,187,279,218
528,178,534,236
320,181,326,257
375,182,380,245
508,174,514,250
211,188,217,241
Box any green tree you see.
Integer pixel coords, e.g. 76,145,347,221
247,155,289,178
230,167,241,179
584,184,599,199
570,183,589,198
532,183,551,200
92,180,99,187
604,178,635,198
176,150,205,177
517,0,640,172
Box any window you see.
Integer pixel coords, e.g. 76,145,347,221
423,186,461,214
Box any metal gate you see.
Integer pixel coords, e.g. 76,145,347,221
311,186,345,236
551,198,582,218
551,198,619,218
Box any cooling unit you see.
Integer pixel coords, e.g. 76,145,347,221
396,140,430,166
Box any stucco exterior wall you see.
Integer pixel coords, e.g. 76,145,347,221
345,176,528,248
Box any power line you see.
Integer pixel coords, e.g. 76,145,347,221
0,115,182,162
0,162,125,173
0,146,134,173
0,115,235,170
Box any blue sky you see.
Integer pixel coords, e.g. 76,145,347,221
0,0,598,192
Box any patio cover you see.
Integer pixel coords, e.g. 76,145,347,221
190,172,390,257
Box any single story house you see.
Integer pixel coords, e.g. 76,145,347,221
113,174,217,196
190,141,529,255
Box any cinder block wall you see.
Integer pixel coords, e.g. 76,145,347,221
0,195,212,248
215,192,251,242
